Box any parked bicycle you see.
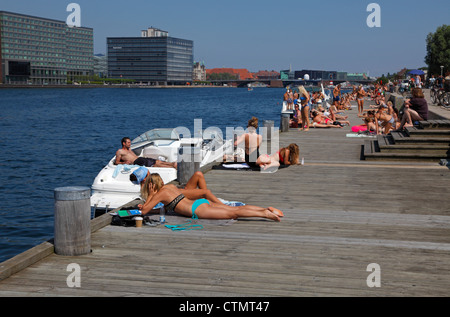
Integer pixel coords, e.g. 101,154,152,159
430,84,450,108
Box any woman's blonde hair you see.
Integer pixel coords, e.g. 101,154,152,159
141,173,164,200
298,85,308,97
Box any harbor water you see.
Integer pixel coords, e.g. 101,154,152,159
0,86,286,263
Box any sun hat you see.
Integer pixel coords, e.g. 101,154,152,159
132,167,149,184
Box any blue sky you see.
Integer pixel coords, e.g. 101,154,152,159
2,0,449,76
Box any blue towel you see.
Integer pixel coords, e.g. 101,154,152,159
112,164,140,178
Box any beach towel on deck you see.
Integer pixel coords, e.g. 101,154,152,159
351,125,368,133
222,163,251,169
112,164,140,178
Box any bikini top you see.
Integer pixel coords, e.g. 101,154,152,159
278,151,285,164
165,194,185,212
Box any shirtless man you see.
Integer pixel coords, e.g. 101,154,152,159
333,84,341,109
283,89,294,110
115,137,177,169
234,117,263,167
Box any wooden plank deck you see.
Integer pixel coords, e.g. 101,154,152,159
1,100,450,297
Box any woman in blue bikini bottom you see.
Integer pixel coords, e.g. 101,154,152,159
191,198,210,219
139,173,283,222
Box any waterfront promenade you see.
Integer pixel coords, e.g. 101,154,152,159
0,94,449,297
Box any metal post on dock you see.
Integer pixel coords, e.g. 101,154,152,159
54,186,91,256
177,145,201,186
262,120,274,141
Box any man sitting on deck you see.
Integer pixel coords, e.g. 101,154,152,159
115,137,177,169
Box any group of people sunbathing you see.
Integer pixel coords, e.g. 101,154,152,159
115,82,429,224
115,117,301,223
289,85,351,130
354,86,428,135
287,83,429,135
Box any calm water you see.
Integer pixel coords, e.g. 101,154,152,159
0,87,285,263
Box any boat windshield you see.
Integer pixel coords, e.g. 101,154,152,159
132,129,180,145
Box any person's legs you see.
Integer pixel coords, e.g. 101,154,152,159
407,109,423,122
182,188,224,204
301,105,310,131
382,122,392,134
256,154,280,170
185,171,207,190
256,154,271,166
195,202,281,222
358,99,364,115
313,123,342,128
399,109,423,130
154,160,177,169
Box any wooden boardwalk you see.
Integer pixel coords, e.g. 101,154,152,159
1,99,450,297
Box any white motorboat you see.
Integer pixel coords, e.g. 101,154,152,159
91,128,233,212
321,83,332,108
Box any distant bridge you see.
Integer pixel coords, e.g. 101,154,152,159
208,79,373,88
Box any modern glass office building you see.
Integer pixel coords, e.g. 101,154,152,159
107,34,193,84
0,11,93,84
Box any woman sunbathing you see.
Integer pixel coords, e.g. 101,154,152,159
310,110,347,128
256,143,300,171
323,104,348,121
139,170,225,206
138,173,283,222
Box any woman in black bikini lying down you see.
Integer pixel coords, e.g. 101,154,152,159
138,173,283,222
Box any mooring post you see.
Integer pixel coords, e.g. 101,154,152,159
280,113,290,132
54,186,91,256
262,120,274,141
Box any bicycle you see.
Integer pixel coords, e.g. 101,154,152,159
442,90,450,108
430,85,442,104
430,85,449,107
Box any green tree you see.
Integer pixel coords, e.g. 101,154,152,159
207,73,238,81
425,25,450,76
377,75,388,85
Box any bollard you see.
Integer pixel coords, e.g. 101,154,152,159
262,120,274,142
54,186,91,256
177,145,201,185
280,113,290,133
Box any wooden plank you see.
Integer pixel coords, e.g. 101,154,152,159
0,242,54,282
363,140,373,158
0,213,112,282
